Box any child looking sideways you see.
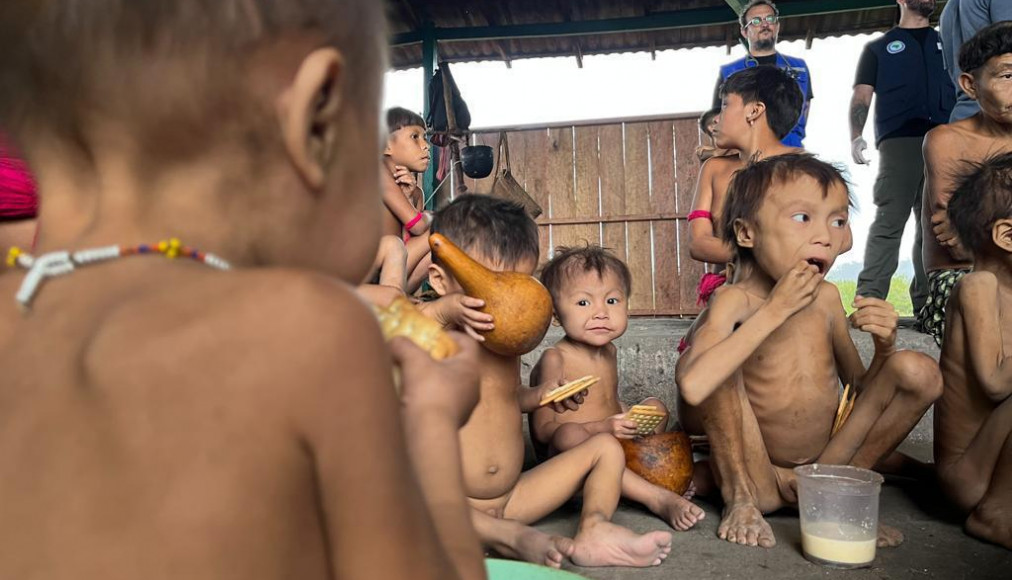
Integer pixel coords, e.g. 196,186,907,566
677,154,941,549
530,245,705,531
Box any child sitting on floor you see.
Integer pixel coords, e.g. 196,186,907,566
530,244,705,531
676,153,941,549
935,152,1012,550
0,2,486,579
382,107,434,293
427,195,673,570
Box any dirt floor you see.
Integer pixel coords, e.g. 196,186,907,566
533,443,1011,579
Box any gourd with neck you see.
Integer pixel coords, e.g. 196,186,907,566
429,233,552,356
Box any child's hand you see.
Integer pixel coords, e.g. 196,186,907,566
604,413,639,439
930,204,971,261
392,165,417,197
849,296,898,353
391,333,481,428
766,260,822,320
540,378,588,413
428,294,494,341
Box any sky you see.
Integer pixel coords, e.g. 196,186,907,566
382,32,922,271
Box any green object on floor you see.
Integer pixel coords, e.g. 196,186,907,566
485,558,589,579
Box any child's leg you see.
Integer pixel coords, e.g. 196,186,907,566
370,235,407,289
550,422,596,452
503,434,672,568
404,234,431,293
818,351,942,471
965,426,1012,550
470,509,575,569
696,372,782,548
938,397,1012,511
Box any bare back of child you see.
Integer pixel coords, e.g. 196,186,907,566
427,197,673,569
677,155,941,549
530,245,704,531
0,2,485,579
934,153,1012,550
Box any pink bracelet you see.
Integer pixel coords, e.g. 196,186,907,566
404,212,424,230
687,210,713,222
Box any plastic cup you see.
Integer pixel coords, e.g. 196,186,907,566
794,464,883,569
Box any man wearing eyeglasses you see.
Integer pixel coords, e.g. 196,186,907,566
849,0,954,330
711,0,812,147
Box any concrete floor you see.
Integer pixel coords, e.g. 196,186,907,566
514,321,1012,579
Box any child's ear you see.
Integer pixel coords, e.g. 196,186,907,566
958,72,979,102
427,263,451,296
733,218,756,248
278,47,344,190
748,102,767,126
993,219,1012,253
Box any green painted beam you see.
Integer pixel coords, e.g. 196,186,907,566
391,0,896,46
420,24,438,208
724,0,749,17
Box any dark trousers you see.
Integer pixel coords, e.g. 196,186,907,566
856,136,928,314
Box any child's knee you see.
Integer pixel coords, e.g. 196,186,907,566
379,235,407,259
586,433,625,464
640,397,669,416
889,351,943,403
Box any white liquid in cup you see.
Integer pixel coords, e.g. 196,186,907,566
801,522,876,565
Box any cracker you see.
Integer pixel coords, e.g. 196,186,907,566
539,375,599,407
374,297,458,360
831,384,856,437
625,405,667,436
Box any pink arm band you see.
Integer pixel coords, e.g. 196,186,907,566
687,210,713,222
404,212,424,230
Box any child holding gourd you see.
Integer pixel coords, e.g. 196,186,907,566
530,245,705,531
426,194,674,570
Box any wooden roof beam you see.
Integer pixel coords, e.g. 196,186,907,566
724,0,749,17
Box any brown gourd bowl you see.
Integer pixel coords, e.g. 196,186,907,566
429,233,553,356
620,430,694,496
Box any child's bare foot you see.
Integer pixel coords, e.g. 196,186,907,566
718,502,776,547
571,519,672,567
876,523,904,547
504,526,575,568
966,502,1012,550
655,490,705,531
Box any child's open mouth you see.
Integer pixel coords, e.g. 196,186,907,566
806,258,827,274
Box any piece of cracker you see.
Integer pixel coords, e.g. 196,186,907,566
539,375,599,406
625,405,667,435
831,384,855,437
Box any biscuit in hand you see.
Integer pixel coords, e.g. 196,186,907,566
375,297,459,360
625,405,667,436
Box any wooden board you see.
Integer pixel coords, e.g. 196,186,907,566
623,122,654,312
545,127,576,260
648,121,679,312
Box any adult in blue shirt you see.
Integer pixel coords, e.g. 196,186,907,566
712,0,813,148
940,0,1012,121
849,0,954,326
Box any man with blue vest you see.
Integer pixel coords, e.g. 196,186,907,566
712,0,812,148
850,0,954,325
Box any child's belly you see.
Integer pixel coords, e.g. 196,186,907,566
459,400,525,500
744,351,840,467
553,398,622,425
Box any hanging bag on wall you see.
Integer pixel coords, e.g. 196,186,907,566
491,131,543,219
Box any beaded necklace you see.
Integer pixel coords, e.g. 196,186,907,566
5,238,230,308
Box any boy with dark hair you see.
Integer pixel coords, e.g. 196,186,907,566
427,195,674,570
935,152,1012,550
677,153,941,549
531,245,705,531
382,106,434,293
688,67,803,306
0,2,486,579
920,21,1012,346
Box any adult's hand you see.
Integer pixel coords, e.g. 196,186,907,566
851,136,869,165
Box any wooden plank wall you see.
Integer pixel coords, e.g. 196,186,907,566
457,114,704,317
